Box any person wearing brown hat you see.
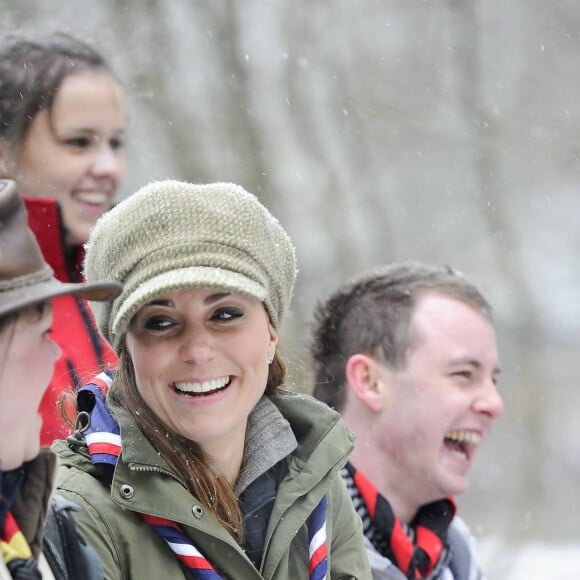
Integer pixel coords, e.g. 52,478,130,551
0,179,121,579
53,180,371,579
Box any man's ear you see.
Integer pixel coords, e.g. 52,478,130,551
345,353,385,413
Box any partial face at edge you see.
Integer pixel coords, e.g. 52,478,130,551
0,302,60,469
1,70,127,246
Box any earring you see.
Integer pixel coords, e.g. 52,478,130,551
267,353,274,365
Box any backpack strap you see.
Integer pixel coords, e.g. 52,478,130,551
43,494,103,580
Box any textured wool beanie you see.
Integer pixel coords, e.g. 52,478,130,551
84,180,297,353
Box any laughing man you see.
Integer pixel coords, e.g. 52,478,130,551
310,262,504,580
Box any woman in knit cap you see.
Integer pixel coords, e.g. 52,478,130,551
53,180,371,579
0,31,127,445
0,179,121,579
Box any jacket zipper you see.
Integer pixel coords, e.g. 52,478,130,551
128,463,188,488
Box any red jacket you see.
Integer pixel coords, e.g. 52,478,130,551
24,197,117,445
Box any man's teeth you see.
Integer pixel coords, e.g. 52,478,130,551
445,430,481,445
76,191,109,204
174,377,229,394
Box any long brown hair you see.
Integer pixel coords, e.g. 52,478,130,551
111,343,287,542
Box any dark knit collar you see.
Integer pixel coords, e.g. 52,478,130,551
0,466,25,533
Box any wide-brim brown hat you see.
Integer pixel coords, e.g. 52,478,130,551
0,179,122,319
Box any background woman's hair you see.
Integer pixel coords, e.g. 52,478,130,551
0,31,114,149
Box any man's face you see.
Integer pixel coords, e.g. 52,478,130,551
375,291,504,509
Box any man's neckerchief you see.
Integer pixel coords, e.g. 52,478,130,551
78,372,329,580
342,462,455,579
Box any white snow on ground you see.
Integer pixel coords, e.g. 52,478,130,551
479,539,580,579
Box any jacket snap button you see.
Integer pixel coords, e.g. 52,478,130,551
120,484,134,499
192,504,204,518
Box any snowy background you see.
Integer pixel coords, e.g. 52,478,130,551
1,1,579,577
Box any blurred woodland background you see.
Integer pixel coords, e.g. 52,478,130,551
2,1,579,576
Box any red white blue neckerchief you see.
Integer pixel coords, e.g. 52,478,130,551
78,372,329,579
308,494,328,580
77,371,119,479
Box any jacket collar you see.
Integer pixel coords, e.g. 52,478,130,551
23,196,79,282
107,392,178,477
236,395,296,494
269,389,355,465
108,390,299,494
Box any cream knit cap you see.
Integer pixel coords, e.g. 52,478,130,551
84,180,297,353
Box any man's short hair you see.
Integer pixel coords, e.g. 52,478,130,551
310,261,492,411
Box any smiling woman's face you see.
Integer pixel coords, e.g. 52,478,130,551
2,70,127,246
125,288,278,472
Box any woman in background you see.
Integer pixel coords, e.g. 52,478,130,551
0,179,121,579
0,31,127,444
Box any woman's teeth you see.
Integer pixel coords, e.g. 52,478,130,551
174,376,230,396
76,191,110,205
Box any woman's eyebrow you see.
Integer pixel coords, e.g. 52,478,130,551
143,298,173,307
204,292,231,305
142,293,232,308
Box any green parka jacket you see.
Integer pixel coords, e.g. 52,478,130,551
53,389,372,580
